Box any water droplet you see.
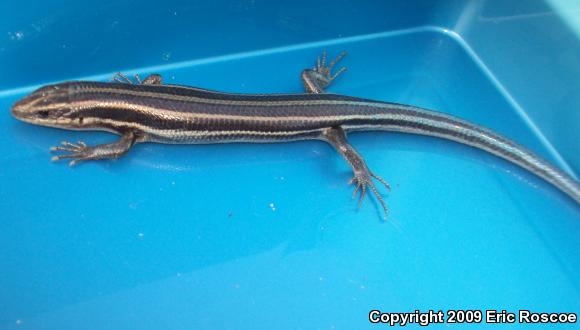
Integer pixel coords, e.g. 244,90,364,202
8,31,24,41
161,52,172,61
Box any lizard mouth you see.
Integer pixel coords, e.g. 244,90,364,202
11,93,43,119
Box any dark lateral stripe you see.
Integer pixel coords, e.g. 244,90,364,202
75,103,344,132
66,82,472,129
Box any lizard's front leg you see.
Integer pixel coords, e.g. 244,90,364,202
51,131,137,166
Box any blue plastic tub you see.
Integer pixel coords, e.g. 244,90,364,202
1,0,579,329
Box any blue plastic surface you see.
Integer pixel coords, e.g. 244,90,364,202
1,1,579,329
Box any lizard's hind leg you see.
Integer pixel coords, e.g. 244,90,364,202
322,127,391,218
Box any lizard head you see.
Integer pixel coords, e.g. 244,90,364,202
11,82,80,128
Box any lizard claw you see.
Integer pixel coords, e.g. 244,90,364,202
50,141,94,166
112,72,135,84
315,50,348,83
302,51,348,93
349,169,390,219
112,72,163,85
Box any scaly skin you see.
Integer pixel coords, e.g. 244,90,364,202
11,51,580,217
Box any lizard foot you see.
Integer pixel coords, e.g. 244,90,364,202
112,72,163,85
301,50,347,93
50,141,96,166
315,50,347,81
349,168,391,219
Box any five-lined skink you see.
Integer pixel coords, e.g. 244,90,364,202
11,51,580,217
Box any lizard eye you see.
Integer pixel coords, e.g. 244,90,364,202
38,110,49,118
